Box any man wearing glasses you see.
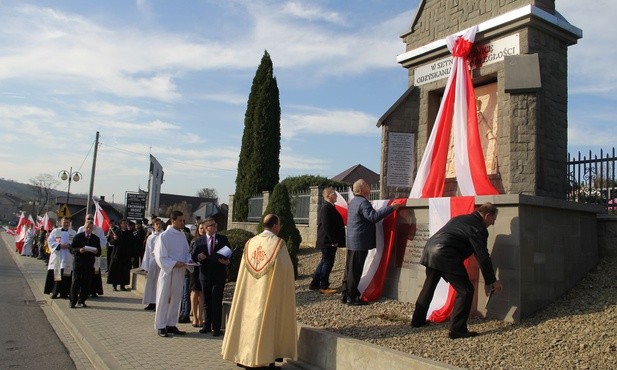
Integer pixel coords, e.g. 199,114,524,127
77,214,107,298
191,217,230,336
153,211,194,337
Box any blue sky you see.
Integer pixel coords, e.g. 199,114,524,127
0,0,614,205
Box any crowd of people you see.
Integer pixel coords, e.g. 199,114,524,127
11,179,504,369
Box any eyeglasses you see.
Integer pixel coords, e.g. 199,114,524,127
86,218,93,220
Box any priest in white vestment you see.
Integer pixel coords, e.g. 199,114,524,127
44,217,76,298
153,211,193,337
222,214,297,368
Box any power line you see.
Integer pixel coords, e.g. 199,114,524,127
99,141,236,173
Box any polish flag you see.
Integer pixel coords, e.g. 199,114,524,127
4,226,17,236
333,191,348,225
92,197,111,233
358,198,406,302
28,214,35,228
36,215,44,230
409,26,498,199
15,212,27,252
426,196,476,322
41,213,54,232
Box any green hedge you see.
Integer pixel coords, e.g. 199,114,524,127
220,228,255,282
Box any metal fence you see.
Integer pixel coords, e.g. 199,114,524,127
567,147,616,213
291,190,310,224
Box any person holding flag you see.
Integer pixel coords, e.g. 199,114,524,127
342,179,401,305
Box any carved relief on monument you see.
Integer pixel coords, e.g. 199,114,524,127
445,82,499,177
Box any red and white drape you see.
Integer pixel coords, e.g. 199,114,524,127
358,199,404,302
426,196,476,322
409,26,498,199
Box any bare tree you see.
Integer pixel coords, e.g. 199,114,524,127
196,187,218,200
29,173,59,215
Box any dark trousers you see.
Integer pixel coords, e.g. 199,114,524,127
71,266,94,304
179,272,190,319
342,249,368,302
106,246,114,271
200,277,224,331
411,267,475,334
311,246,337,289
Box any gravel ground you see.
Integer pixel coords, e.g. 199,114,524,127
228,247,616,369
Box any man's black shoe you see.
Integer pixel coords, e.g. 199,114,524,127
340,294,348,304
411,320,429,328
51,294,59,299
144,303,156,311
308,284,319,291
91,293,98,298
347,298,368,306
166,326,186,335
157,328,168,337
448,330,478,339
60,295,69,299
70,303,76,308
79,302,88,308
212,330,222,337
199,326,212,334
120,286,128,291
178,315,190,323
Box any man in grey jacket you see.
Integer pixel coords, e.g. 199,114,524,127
342,179,401,305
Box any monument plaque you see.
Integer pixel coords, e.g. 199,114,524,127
402,223,429,269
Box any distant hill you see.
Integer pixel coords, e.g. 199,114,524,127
0,177,63,200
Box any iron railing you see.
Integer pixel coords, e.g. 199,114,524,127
567,147,616,213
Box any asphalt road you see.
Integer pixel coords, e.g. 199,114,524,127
0,245,76,370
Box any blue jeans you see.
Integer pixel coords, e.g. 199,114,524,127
311,246,337,289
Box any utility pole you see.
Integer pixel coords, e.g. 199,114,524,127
86,131,100,214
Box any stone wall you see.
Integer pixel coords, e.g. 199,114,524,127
385,194,602,322
380,1,580,199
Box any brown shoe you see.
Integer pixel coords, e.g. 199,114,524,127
319,288,337,295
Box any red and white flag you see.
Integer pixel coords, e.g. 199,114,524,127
409,26,498,198
41,213,54,232
333,191,348,225
426,196,475,322
92,197,111,233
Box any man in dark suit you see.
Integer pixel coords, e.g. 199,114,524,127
191,217,230,336
411,202,503,339
342,179,400,305
310,187,346,294
69,221,101,308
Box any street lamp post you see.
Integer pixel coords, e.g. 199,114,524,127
58,167,82,206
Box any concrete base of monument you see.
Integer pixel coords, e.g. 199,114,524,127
131,270,461,370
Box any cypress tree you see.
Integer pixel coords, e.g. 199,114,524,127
258,183,302,278
234,50,281,221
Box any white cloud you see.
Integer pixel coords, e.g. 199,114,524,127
281,2,347,26
282,107,379,138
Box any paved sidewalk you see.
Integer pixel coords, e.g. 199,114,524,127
1,233,301,370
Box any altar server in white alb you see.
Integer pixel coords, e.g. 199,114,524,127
141,218,163,311
153,211,193,337
44,217,76,299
